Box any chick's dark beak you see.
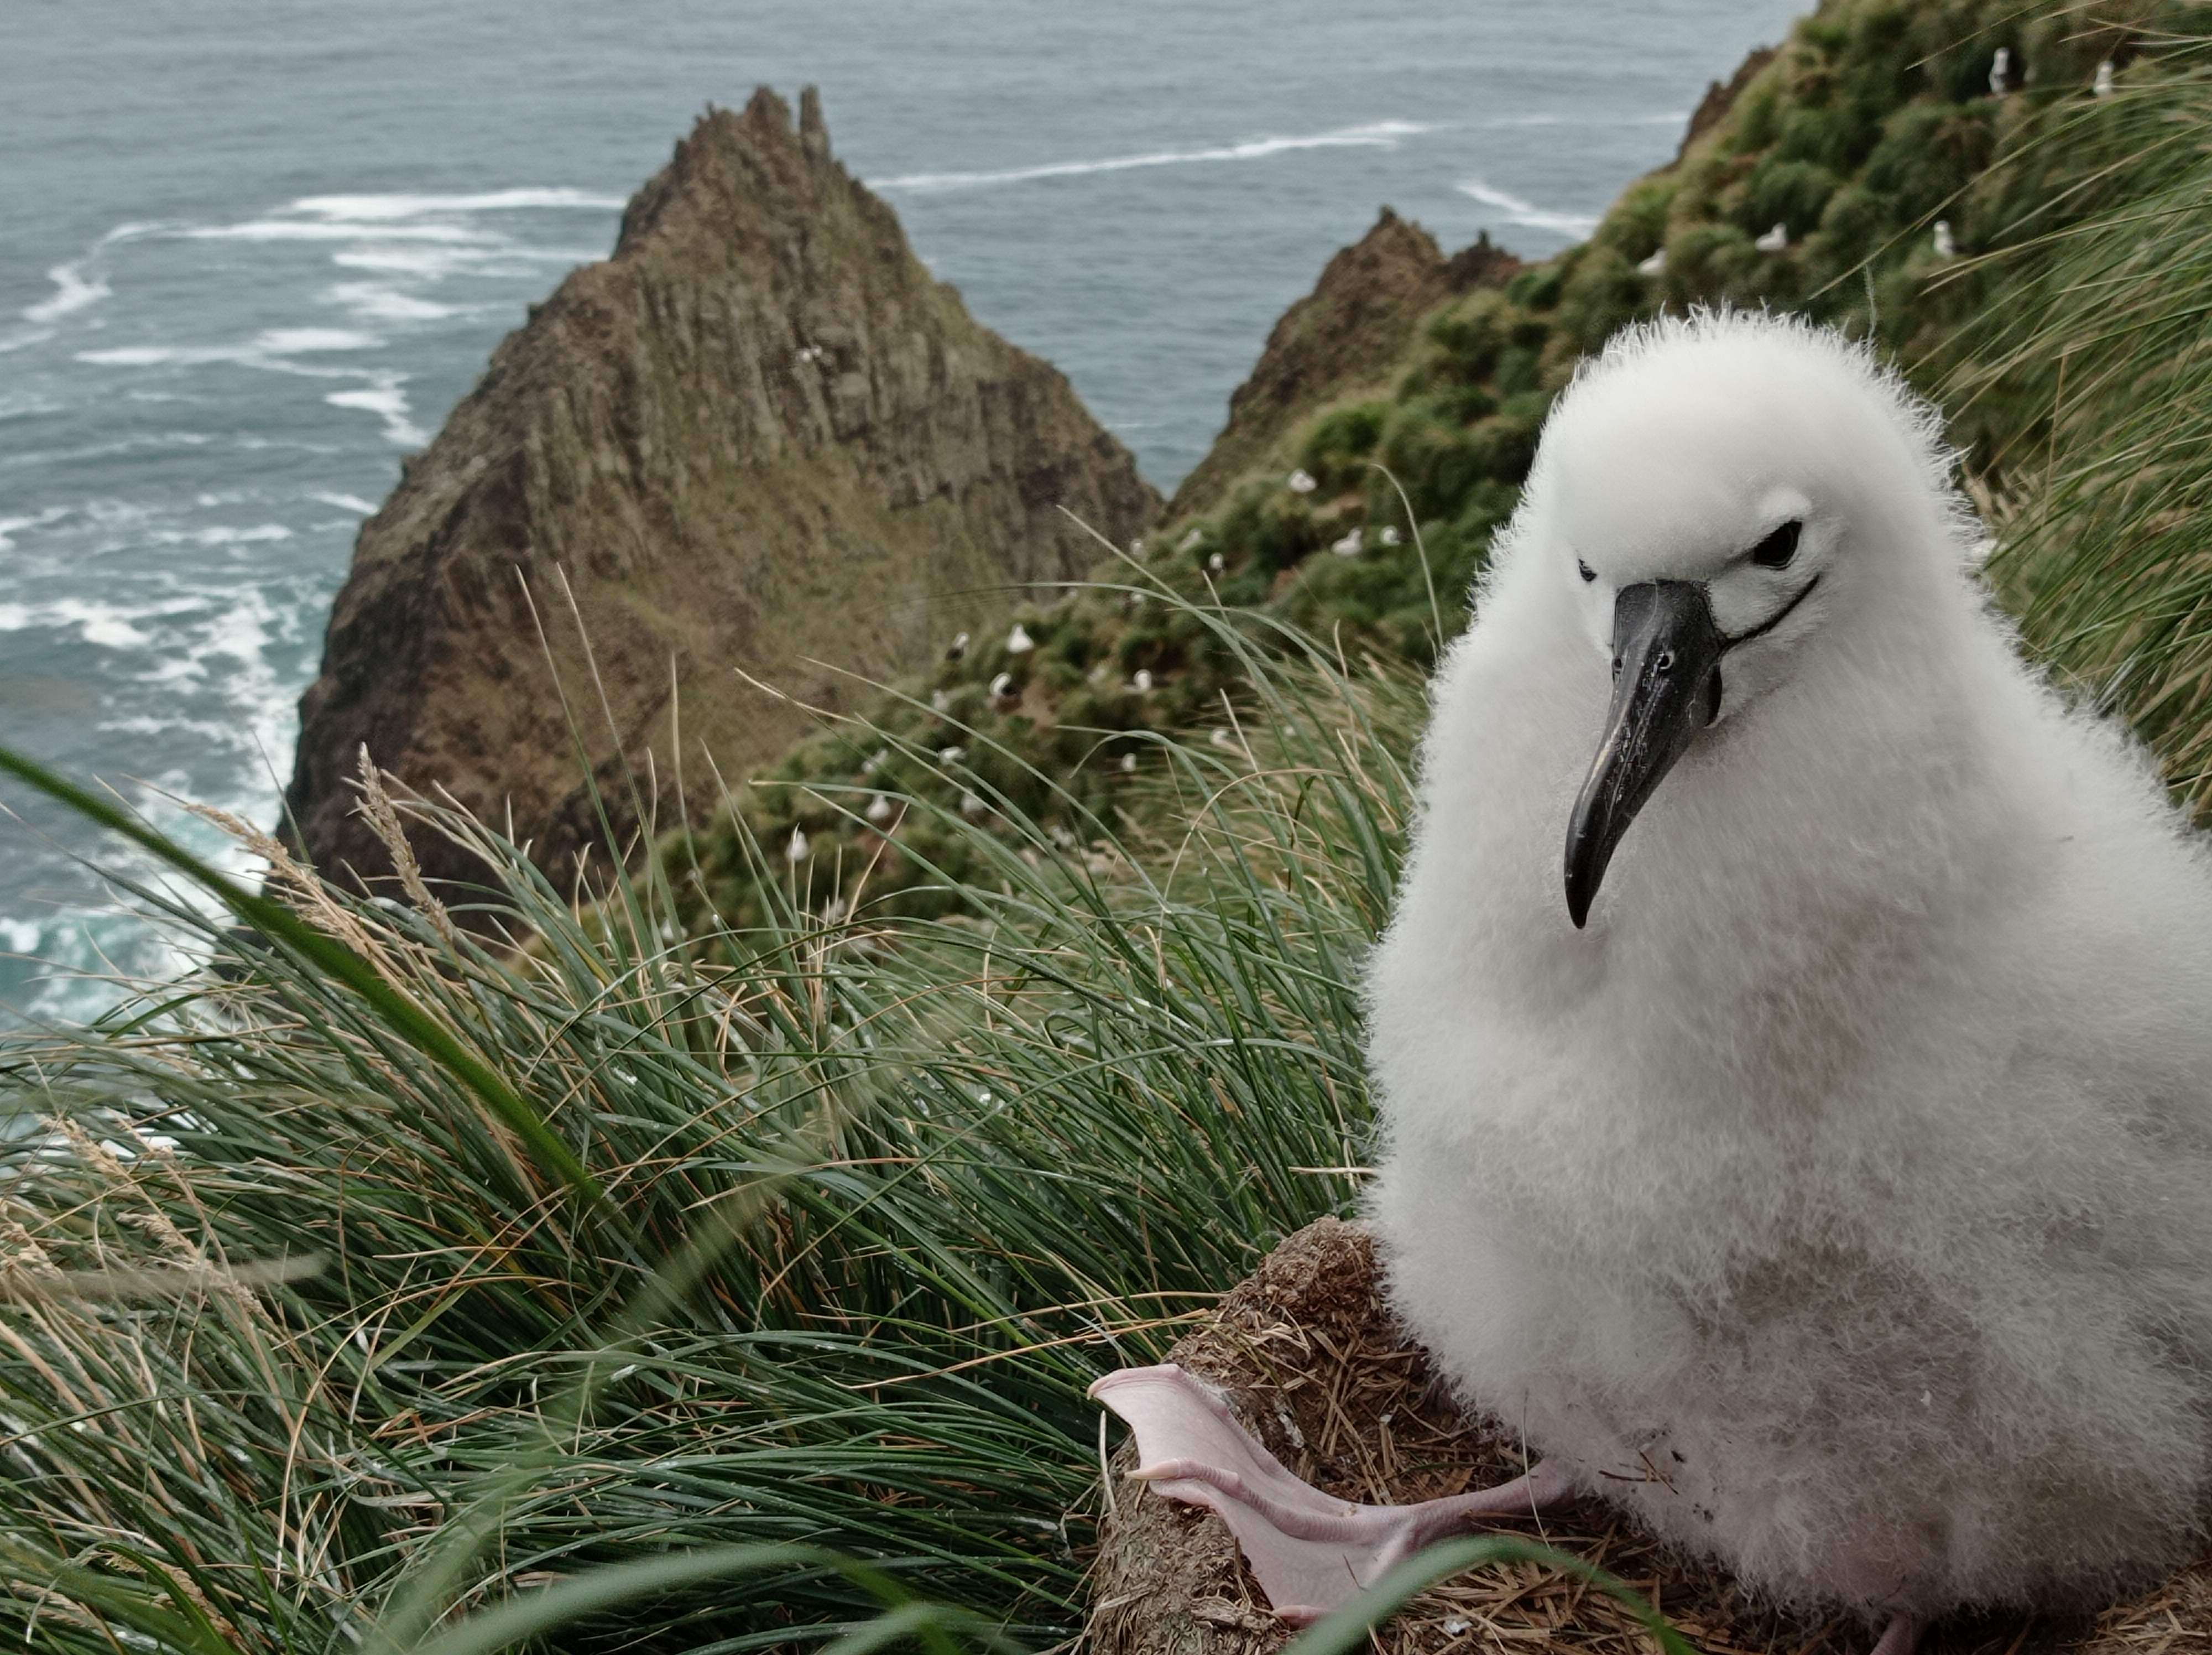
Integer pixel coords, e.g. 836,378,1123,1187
1564,580,1724,928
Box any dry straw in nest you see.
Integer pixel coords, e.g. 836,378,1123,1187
1084,1219,2212,1655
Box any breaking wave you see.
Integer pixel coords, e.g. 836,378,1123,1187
1455,176,1600,237
873,119,1434,192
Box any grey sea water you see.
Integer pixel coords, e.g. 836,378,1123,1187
0,0,1801,1019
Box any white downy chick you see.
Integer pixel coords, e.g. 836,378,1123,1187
1097,313,2212,1650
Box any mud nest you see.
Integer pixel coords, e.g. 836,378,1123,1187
1086,1217,2212,1655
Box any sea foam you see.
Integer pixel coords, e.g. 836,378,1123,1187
1454,177,1600,237
325,282,471,322
288,186,624,219
180,221,493,244
872,119,1435,192
251,327,379,353
23,261,111,325
325,373,427,447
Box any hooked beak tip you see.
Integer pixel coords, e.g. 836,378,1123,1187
1561,579,1726,928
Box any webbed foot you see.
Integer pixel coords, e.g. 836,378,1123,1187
1091,1362,1572,1625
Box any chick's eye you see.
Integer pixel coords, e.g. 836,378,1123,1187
1750,519,1803,570
1577,559,1597,583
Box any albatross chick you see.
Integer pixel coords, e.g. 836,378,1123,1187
1094,313,2212,1653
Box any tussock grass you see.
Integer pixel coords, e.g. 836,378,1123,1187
1960,56,2212,814
0,604,1423,1651
14,16,2212,1654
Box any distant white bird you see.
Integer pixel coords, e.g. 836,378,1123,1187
1131,669,1154,694
1754,221,1790,253
937,745,964,763
1119,751,1138,773
2095,58,2115,97
867,747,890,774
1287,468,1318,494
1331,526,1364,558
958,789,987,820
1095,313,2212,1652
784,827,808,865
1181,527,1206,552
1637,247,1668,276
1990,44,2012,95
948,631,969,662
1208,551,1227,574
1005,622,1035,654
989,671,1018,701
866,793,896,825
1933,219,1957,258
931,688,952,714
1379,525,1404,547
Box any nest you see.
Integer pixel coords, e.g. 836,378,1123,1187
1085,1219,2212,1655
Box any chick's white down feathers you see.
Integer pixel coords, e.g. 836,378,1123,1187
1368,311,2212,1618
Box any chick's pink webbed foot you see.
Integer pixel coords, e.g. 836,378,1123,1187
1090,1362,1573,1625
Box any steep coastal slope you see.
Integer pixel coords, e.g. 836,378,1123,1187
283,88,1159,894
17,6,2212,1654
1166,211,1516,520
685,2,2166,932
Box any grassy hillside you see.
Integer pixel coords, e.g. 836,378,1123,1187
8,2,2212,1650
686,0,2187,936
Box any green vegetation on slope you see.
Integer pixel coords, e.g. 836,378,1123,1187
691,0,2194,935
0,622,1420,1650
13,2,2212,1650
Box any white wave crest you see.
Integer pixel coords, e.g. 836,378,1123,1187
79,330,379,372
149,523,295,547
179,220,495,244
325,282,471,322
873,119,1434,192
325,373,427,447
23,261,111,325
251,327,379,353
308,490,380,515
0,597,170,650
288,187,625,220
0,507,71,551
77,344,234,367
1455,177,1599,237
1475,110,1691,130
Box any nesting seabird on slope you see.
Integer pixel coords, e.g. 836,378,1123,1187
1095,313,2212,1655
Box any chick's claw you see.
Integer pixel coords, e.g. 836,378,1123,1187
1090,1362,1573,1625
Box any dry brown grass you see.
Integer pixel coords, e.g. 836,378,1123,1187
1086,1220,2212,1655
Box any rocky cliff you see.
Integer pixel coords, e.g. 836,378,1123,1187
283,88,1160,896
1166,210,1517,520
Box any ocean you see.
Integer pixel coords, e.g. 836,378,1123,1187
0,0,1802,1020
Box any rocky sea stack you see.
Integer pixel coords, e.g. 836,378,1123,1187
1166,210,1517,521
282,87,1159,896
